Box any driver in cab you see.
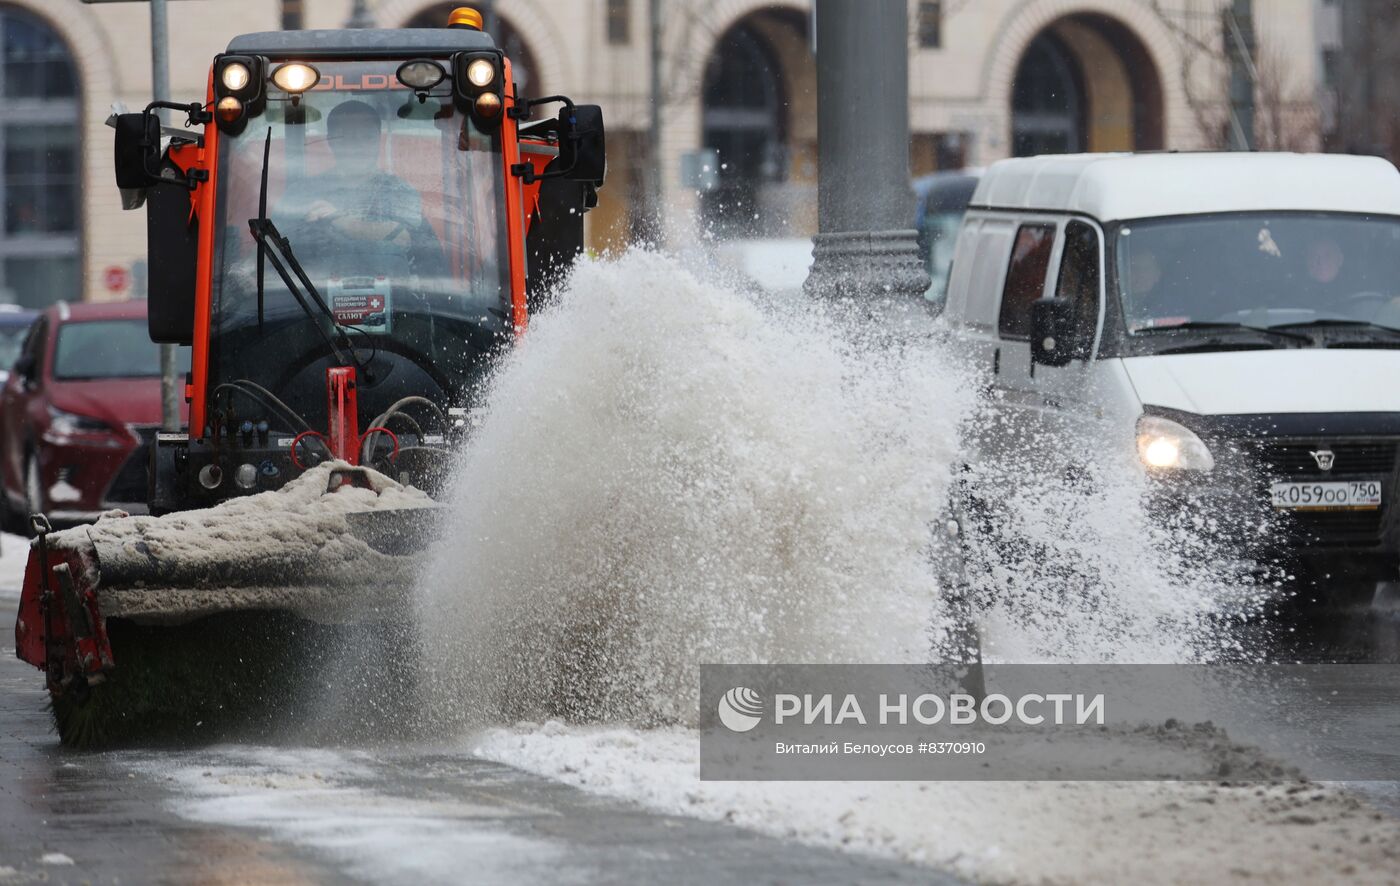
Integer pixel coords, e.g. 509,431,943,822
276,100,441,277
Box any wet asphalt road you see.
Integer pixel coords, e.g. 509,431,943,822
5,561,1400,884
0,592,954,886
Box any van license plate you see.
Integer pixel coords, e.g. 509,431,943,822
1270,480,1383,510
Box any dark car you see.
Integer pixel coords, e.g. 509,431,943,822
0,304,39,385
0,300,185,531
913,169,981,310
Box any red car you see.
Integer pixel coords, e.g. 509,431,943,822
0,300,184,531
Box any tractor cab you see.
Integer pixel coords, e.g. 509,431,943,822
112,15,604,512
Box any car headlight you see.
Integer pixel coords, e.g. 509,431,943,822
1136,414,1214,472
47,405,111,437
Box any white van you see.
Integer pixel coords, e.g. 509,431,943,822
941,152,1400,592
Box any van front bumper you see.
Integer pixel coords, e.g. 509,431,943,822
1144,423,1400,585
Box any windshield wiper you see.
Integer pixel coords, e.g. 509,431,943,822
1151,339,1282,356
256,128,271,332
1267,319,1400,339
1132,321,1311,344
246,217,363,372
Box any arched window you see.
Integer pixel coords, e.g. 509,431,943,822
1012,32,1083,157
1010,16,1164,157
701,22,786,234
0,6,80,307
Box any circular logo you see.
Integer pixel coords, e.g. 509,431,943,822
103,266,130,293
717,686,764,733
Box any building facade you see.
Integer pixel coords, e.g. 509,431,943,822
0,0,1320,306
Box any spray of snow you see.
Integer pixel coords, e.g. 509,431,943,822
418,251,976,725
418,250,1246,729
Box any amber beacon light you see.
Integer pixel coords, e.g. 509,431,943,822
447,7,483,30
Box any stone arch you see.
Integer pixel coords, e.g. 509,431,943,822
376,0,574,99
696,3,815,235
668,0,809,106
983,0,1191,158
0,0,120,95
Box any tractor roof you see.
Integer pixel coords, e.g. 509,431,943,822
227,28,496,59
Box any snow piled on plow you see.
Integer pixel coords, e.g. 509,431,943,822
63,462,434,624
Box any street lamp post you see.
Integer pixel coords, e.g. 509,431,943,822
803,0,929,303
150,0,181,432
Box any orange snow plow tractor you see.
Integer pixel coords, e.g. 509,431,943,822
13,10,604,746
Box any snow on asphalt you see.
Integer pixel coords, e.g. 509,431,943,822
0,532,29,598
134,747,582,886
474,723,1400,886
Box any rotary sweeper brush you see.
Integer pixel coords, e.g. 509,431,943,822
12,7,606,747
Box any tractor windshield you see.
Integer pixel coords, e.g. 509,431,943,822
209,60,510,432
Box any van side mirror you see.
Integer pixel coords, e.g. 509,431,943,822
1031,296,1076,367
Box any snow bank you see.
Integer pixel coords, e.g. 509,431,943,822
476,724,1400,886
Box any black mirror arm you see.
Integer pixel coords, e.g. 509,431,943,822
138,103,212,189
146,100,214,128
509,95,580,185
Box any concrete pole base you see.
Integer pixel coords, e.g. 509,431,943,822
803,229,931,302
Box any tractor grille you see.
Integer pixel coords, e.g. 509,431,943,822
105,427,155,505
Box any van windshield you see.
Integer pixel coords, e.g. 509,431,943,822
1116,213,1400,338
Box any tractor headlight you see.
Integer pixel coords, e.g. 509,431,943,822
397,59,446,90
466,58,496,87
473,91,501,117
1136,415,1214,472
272,62,320,94
221,61,251,92
216,96,244,123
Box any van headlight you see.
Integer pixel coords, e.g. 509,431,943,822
1136,415,1214,472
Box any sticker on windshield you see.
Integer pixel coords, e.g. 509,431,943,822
329,276,391,334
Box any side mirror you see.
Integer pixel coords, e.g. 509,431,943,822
114,112,161,190
1031,296,1077,367
557,104,605,185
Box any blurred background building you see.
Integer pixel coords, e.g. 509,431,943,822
0,0,1344,307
